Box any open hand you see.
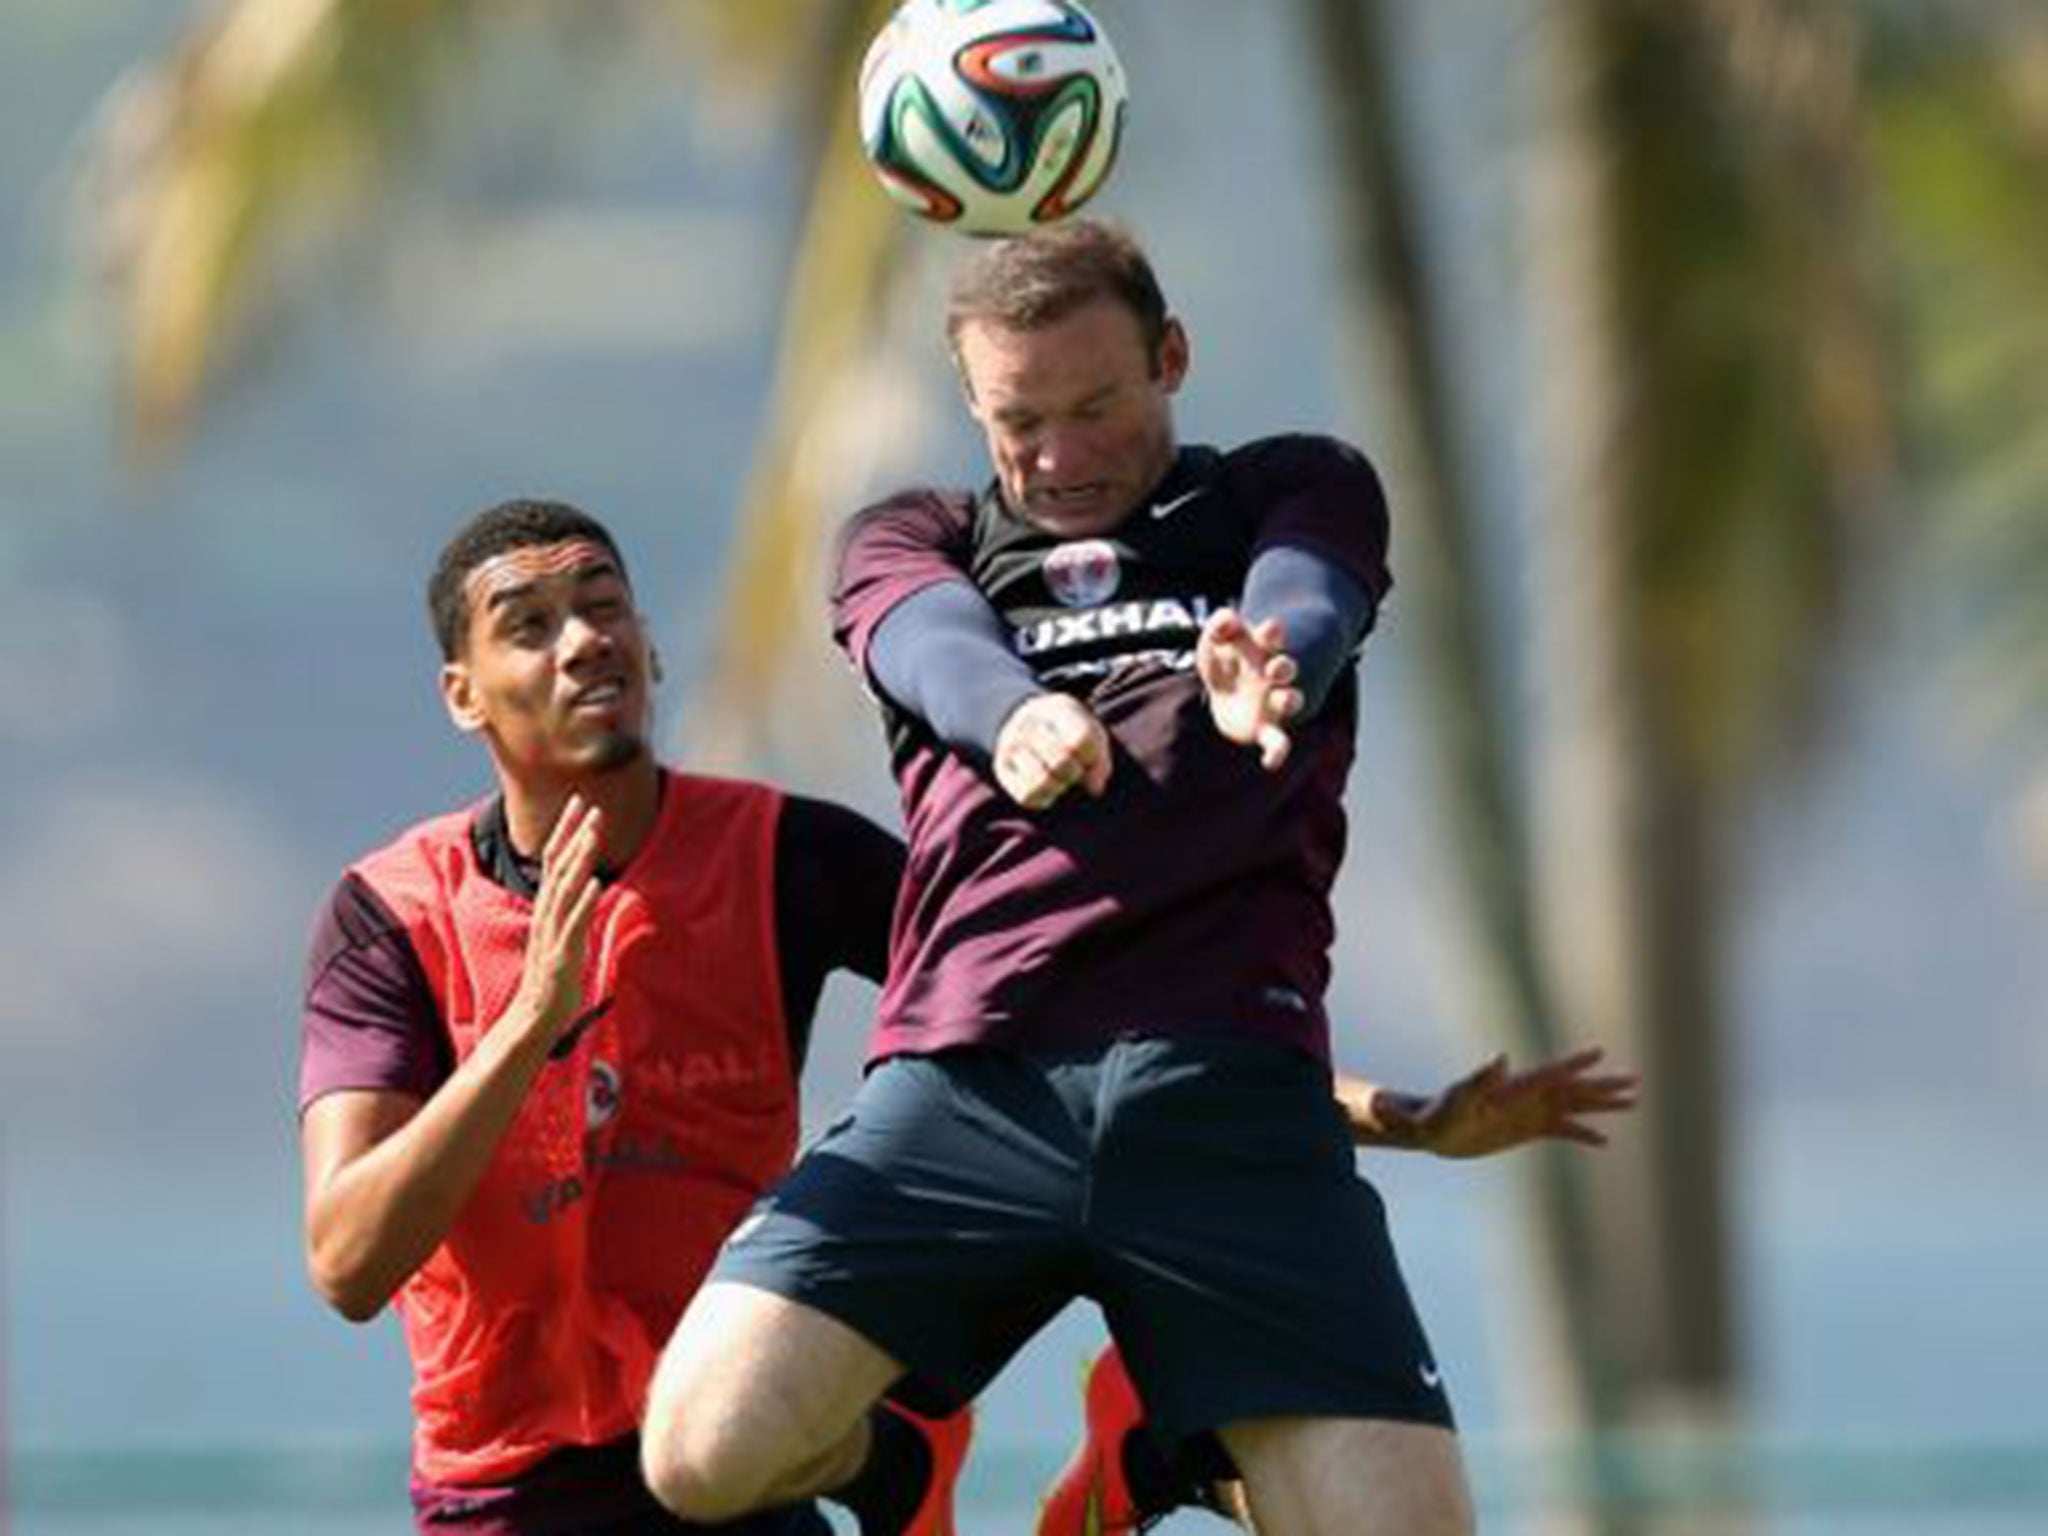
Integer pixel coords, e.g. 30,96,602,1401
512,793,606,1049
1378,1047,1640,1158
1196,607,1303,770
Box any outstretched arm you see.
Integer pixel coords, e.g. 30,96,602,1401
868,581,1111,810
867,581,1042,758
1334,1047,1639,1158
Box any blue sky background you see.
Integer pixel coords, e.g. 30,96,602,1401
4,3,2046,1531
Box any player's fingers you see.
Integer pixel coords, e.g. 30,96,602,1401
996,750,1040,808
995,697,1047,761
1264,652,1299,686
1047,746,1096,796
1006,708,1109,806
1023,744,1076,808
542,887,601,1001
1025,770,1068,809
1080,736,1113,796
542,793,584,867
1250,615,1287,652
1264,686,1303,723
561,867,604,945
995,764,1028,807
557,809,602,886
1027,727,1079,778
1201,639,1241,691
556,893,596,958
543,825,602,939
1511,1050,1593,1089
1470,1055,1511,1106
1548,1046,1608,1078
1043,710,1096,760
560,800,604,870
1579,1069,1639,1094
1580,1083,1640,1112
535,813,589,924
1557,1072,1638,1107
1256,723,1292,772
1437,1062,1483,1108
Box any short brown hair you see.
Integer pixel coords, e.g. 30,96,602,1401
945,219,1170,365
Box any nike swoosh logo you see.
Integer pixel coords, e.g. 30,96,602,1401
1149,487,1206,520
1420,1363,1443,1390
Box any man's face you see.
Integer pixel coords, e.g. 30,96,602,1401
957,297,1188,539
441,539,655,779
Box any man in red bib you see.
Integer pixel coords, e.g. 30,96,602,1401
296,500,968,1536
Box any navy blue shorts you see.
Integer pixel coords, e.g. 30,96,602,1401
711,1034,1453,1465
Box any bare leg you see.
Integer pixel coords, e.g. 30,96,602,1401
641,1281,906,1523
1219,1416,1474,1536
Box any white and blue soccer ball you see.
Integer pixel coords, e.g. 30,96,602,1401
858,0,1129,236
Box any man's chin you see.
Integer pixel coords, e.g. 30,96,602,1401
579,732,650,774
1024,497,1131,539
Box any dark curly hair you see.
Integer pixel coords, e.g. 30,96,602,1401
428,498,631,660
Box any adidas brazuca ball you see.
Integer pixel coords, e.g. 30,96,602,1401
858,0,1129,236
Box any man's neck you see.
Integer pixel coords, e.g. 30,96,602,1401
500,757,663,873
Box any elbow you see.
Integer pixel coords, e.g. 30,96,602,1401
327,1285,390,1326
306,1239,395,1324
316,1272,392,1325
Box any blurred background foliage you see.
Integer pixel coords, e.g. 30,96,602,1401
10,1,2048,1531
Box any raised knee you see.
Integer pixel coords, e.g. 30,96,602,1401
1431,1497,1476,1536
1382,1457,1473,1536
640,1418,763,1525
1411,1463,1476,1536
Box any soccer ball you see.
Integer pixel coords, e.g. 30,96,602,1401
857,0,1129,236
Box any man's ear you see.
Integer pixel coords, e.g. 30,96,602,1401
1157,316,1190,394
441,661,485,734
650,647,666,686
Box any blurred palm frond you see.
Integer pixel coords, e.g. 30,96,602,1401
1600,0,1902,808
1870,15,2048,787
77,0,865,455
682,0,915,770
80,0,505,449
